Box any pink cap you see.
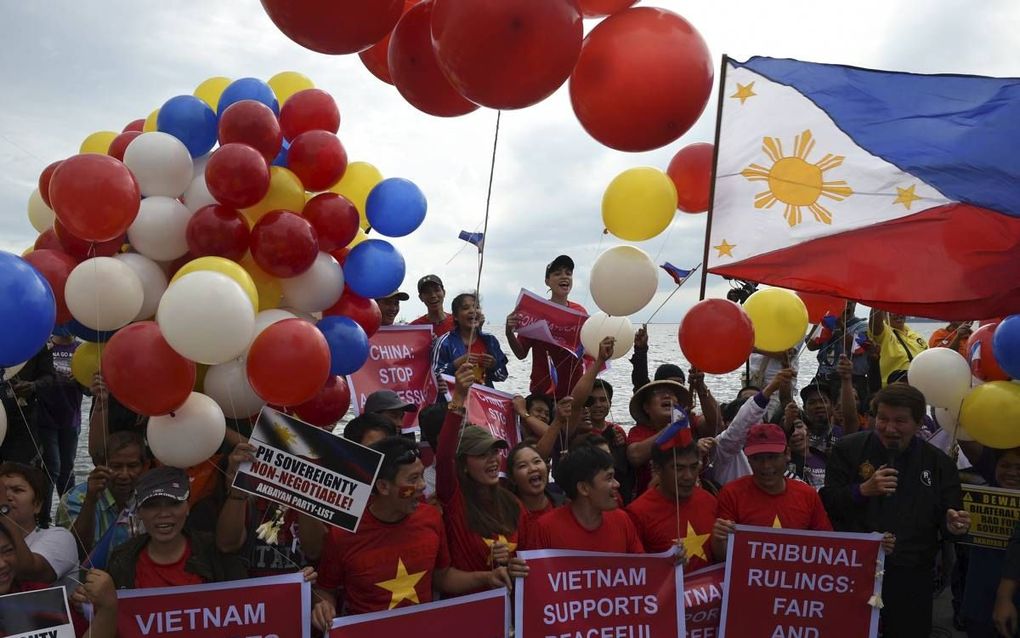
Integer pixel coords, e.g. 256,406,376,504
744,423,788,457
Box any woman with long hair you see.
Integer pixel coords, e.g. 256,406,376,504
432,293,508,388
505,441,564,524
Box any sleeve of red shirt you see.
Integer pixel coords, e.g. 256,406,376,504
716,484,737,522
436,409,463,504
435,513,452,570
316,529,345,592
809,491,834,531
624,515,645,554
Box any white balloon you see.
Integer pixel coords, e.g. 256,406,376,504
254,309,298,340
0,402,6,447
27,189,55,232
114,253,168,321
580,312,635,360
182,172,217,213
589,246,659,317
123,132,194,198
127,196,192,261
0,361,27,381
157,271,255,365
908,347,973,409
280,252,344,312
282,308,322,323
65,257,144,331
147,392,226,468
204,358,266,419
932,405,974,441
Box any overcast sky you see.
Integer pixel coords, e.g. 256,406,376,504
1,0,1016,324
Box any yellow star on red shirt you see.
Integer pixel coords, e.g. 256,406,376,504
772,515,783,529
680,521,710,562
375,558,425,610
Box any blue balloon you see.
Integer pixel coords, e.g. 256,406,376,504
218,78,279,116
157,95,219,158
0,251,56,368
993,315,1020,379
365,178,428,237
343,240,406,300
272,138,290,167
64,319,117,343
317,316,369,376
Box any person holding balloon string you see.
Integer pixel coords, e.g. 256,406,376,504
431,293,508,388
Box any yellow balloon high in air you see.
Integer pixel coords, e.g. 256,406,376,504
143,109,160,132
268,71,314,106
194,77,232,109
602,167,678,241
330,161,383,230
79,131,119,155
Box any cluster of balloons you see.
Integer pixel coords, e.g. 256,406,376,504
260,1,713,152
8,73,430,467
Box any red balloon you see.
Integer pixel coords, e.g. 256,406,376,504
103,321,197,416
358,1,418,85
108,131,142,162
796,291,848,325
431,0,583,110
302,193,360,252
122,119,145,133
569,7,713,152
38,160,63,208
53,220,124,261
186,205,251,260
260,0,404,54
250,211,319,278
323,288,382,337
577,0,637,17
968,324,1010,382
247,318,331,406
23,249,78,324
34,228,62,252
388,2,479,118
286,131,348,191
218,100,283,162
48,154,141,242
205,143,271,209
292,376,351,428
666,142,714,213
679,299,755,374
279,89,341,140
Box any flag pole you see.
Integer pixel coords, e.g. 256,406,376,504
698,54,730,302
644,264,701,324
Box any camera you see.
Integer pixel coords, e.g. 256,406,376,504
725,279,759,305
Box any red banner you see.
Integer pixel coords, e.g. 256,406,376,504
347,325,438,431
330,588,507,638
515,549,683,638
684,564,725,638
512,289,587,354
115,573,309,638
465,383,521,472
719,526,883,638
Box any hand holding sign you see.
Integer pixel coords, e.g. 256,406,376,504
947,508,972,535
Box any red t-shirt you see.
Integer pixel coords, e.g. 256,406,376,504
317,504,451,615
535,506,644,554
135,540,206,588
521,300,588,399
626,486,717,571
411,313,455,337
525,499,558,527
626,418,704,497
716,476,833,531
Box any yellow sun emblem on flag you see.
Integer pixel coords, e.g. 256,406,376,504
741,130,853,226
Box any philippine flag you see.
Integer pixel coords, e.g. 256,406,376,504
708,56,1020,320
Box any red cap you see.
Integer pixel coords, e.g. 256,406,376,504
743,423,788,457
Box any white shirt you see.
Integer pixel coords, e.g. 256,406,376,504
709,393,768,486
26,526,79,593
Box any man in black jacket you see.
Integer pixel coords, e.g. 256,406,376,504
820,383,970,637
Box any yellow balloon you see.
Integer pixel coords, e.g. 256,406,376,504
194,76,232,110
193,363,209,392
242,167,306,224
21,246,33,257
79,131,119,155
268,71,314,106
602,167,677,241
961,382,1020,449
171,257,259,311
71,342,103,387
330,161,383,230
239,255,283,311
743,288,809,352
143,109,160,132
347,227,368,249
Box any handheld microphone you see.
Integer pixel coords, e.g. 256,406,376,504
884,443,900,498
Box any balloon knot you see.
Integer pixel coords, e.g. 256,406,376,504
169,411,176,418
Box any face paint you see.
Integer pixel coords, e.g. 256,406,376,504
398,485,417,499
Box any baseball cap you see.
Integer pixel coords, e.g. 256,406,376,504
377,290,410,301
135,466,190,506
800,380,832,402
457,426,509,456
744,423,788,457
364,390,416,414
417,275,444,292
545,255,575,278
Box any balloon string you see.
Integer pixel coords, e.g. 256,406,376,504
643,264,700,325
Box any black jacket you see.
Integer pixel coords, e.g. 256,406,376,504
820,431,962,569
108,530,247,589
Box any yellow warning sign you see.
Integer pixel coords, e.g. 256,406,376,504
961,484,1020,550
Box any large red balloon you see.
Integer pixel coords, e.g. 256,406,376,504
279,89,341,141
292,376,351,428
968,323,1010,381
23,249,78,324
247,318,331,406
431,0,583,110
103,321,197,416
250,211,319,278
569,7,713,152
205,143,271,209
679,299,755,374
186,204,251,260
666,142,714,213
323,288,382,337
108,131,142,162
796,291,848,325
53,220,124,261
286,131,348,191
48,154,141,242
218,100,283,162
38,160,63,208
577,0,636,17
302,193,359,252
122,119,145,133
34,228,62,252
260,0,404,54
358,1,418,85
388,2,479,118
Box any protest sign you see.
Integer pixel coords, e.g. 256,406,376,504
683,564,726,638
512,289,587,354
0,586,74,638
347,325,438,432
961,484,1020,550
465,383,521,473
331,588,508,638
720,526,883,638
233,408,383,532
115,573,309,638
515,549,682,638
